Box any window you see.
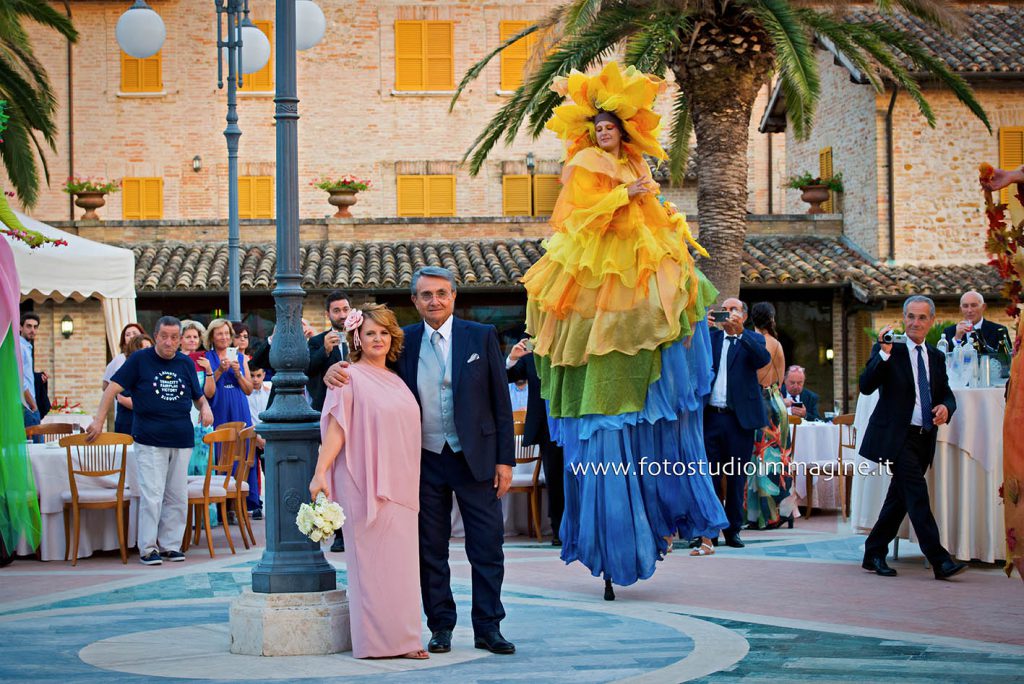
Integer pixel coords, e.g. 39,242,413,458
819,146,834,213
394,21,454,91
397,175,455,216
239,176,274,218
499,21,537,92
122,178,163,219
121,51,162,93
502,174,560,216
1000,127,1024,211
239,20,273,91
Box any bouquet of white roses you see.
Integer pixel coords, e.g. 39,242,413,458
295,492,346,542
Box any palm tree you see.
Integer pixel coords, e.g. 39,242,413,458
451,0,989,297
0,0,77,208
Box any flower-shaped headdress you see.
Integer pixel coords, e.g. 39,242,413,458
545,62,667,161
344,309,364,349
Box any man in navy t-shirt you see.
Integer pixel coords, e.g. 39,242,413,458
87,316,213,565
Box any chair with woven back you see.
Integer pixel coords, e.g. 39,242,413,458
27,423,79,443
508,413,544,541
183,427,237,557
228,425,258,548
802,413,856,519
58,433,133,566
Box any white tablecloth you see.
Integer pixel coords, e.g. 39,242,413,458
20,443,139,561
41,413,92,428
850,388,1005,562
790,421,842,510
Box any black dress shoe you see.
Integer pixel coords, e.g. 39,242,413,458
722,534,745,548
474,630,515,655
933,559,967,580
551,536,562,547
862,556,897,577
329,536,345,553
428,629,453,653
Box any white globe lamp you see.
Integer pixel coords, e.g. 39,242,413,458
115,0,166,59
295,0,326,51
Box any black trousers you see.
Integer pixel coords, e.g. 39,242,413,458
539,440,564,537
864,429,951,566
703,408,755,537
419,444,506,635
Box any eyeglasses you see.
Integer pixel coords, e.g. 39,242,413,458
416,290,452,303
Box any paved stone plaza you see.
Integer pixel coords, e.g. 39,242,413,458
2,514,1021,683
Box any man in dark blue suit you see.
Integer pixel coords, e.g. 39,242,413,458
699,297,771,550
781,365,820,422
859,295,966,581
326,267,516,655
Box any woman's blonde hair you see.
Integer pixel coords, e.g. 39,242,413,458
204,318,233,350
348,304,404,364
181,319,207,348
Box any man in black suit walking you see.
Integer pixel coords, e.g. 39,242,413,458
506,337,564,546
699,297,771,550
942,290,1009,352
860,295,967,580
307,290,350,552
326,267,516,655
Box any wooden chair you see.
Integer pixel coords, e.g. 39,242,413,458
508,417,544,541
803,413,855,519
58,433,133,566
27,423,79,443
512,409,527,424
183,427,237,557
228,425,258,548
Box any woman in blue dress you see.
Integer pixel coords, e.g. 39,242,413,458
201,319,256,510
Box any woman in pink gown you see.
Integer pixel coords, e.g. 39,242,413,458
310,304,427,659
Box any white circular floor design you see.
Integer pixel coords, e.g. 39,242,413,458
78,597,749,682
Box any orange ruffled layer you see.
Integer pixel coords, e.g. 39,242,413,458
523,146,708,368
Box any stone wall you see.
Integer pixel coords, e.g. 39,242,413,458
4,0,774,223
784,49,880,257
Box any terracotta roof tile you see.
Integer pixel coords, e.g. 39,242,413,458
127,236,1003,301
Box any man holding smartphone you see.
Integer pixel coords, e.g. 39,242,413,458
781,365,820,422
698,298,771,550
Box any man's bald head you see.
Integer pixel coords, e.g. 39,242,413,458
959,290,986,324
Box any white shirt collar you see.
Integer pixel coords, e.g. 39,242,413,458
425,315,454,341
972,317,985,330
904,336,928,353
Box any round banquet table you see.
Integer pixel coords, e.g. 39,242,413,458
850,387,1005,563
41,413,93,429
790,421,842,511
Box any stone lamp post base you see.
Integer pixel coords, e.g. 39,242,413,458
229,588,352,656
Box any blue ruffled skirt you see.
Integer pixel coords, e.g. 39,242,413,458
550,320,728,586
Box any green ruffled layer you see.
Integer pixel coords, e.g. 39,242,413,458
536,271,718,419
0,330,41,554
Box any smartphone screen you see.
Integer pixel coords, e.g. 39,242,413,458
710,310,731,323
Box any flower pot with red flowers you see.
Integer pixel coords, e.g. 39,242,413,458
312,175,372,218
788,172,843,215
62,177,121,220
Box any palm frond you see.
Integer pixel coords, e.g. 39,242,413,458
462,4,644,174
5,0,78,42
449,22,542,112
0,109,41,207
564,0,605,33
623,12,688,76
747,0,820,140
795,9,883,92
0,51,56,137
667,90,692,186
877,0,964,32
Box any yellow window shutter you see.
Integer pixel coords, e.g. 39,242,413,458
240,21,273,91
500,21,531,91
121,52,161,92
533,174,561,215
427,175,456,216
503,175,532,216
142,178,163,219
122,178,142,219
238,176,254,219
254,176,274,218
424,21,454,90
395,21,424,90
999,127,1024,208
819,147,834,213
397,176,426,216
121,52,140,91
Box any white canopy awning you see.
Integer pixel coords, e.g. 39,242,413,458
4,211,137,356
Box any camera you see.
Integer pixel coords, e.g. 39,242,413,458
880,331,906,344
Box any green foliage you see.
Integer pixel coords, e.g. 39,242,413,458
62,177,120,194
787,172,844,193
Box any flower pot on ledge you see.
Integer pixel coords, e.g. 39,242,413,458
326,189,358,218
74,191,107,220
799,184,831,215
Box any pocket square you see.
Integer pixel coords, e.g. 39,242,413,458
467,353,480,363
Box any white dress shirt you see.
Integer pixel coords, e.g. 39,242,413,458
710,335,737,408
424,315,454,360
20,336,35,407
248,382,272,426
879,337,931,427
